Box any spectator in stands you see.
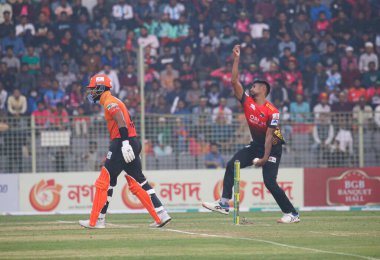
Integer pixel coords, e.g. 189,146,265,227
0,82,8,112
340,46,358,72
290,94,310,123
308,63,327,107
348,79,367,104
138,26,159,55
31,101,49,127
259,52,279,73
326,63,341,91
21,45,40,75
332,124,354,167
359,42,378,73
15,15,35,44
153,116,173,156
0,10,13,39
201,28,220,52
1,46,20,73
7,88,27,117
56,63,77,90
292,12,311,43
82,141,101,171
192,95,212,125
342,61,361,90
0,2,12,24
353,95,374,128
72,0,89,22
367,80,380,107
157,45,176,70
311,112,334,166
250,13,269,40
98,64,120,95
73,106,89,137
278,33,296,57
362,62,380,88
160,63,179,92
321,43,339,69
49,102,69,130
44,80,65,109
269,79,288,106
54,0,73,17
212,98,232,125
185,80,202,109
1,28,25,57
313,92,331,122
0,61,14,92
163,0,185,23
204,142,225,169
310,0,331,22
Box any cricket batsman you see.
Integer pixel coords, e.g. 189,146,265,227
202,45,300,223
79,74,171,228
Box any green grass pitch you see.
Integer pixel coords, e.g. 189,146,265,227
0,211,379,259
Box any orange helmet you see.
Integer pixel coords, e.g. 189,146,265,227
87,74,113,88
87,74,112,103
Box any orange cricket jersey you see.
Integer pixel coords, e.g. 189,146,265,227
99,91,137,140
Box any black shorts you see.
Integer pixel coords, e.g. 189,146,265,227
104,137,146,186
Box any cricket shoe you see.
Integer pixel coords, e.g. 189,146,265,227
79,218,106,229
277,213,300,224
150,210,172,228
202,200,229,215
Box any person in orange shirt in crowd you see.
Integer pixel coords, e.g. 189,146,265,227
79,74,171,229
347,79,367,103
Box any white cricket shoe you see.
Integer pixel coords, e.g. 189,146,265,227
202,200,230,215
79,218,106,229
277,213,300,224
150,210,172,228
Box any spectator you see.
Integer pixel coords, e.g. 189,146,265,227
212,98,232,125
278,33,296,57
359,42,378,73
240,63,261,86
297,44,320,71
54,11,73,40
292,12,311,42
44,80,65,109
0,10,13,39
7,89,27,117
192,96,212,125
65,82,84,115
313,92,331,122
309,63,327,107
260,53,279,73
73,106,89,136
1,28,25,57
92,0,109,22
15,15,35,44
331,92,352,112
1,46,20,73
254,0,276,20
49,102,69,130
31,101,49,127
249,13,269,39
342,62,361,89
204,142,225,169
0,82,7,112
98,64,120,95
321,43,339,69
332,125,353,167
153,117,172,156
15,63,36,94
310,0,331,22
340,46,358,72
290,94,310,123
375,104,380,129
54,0,73,17
0,1,12,24
21,45,40,75
185,80,202,109
210,62,232,91
326,63,341,91
353,95,373,127
82,141,101,171
163,0,185,23
269,79,288,106
157,45,176,70
311,112,334,166
347,79,367,104
235,11,250,36
97,16,116,46
72,0,89,22
138,26,159,55
314,11,331,32
160,63,179,92
367,81,380,107
362,62,380,88
0,62,14,92
56,63,77,90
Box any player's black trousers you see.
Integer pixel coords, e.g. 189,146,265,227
222,142,297,214
100,137,162,214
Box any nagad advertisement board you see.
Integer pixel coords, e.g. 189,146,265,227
16,168,304,213
304,168,380,207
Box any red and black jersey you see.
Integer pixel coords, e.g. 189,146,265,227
240,92,285,147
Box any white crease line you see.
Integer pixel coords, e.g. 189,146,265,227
57,220,76,224
56,220,137,228
163,228,379,260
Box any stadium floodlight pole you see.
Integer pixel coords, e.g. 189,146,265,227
138,44,146,170
31,115,36,173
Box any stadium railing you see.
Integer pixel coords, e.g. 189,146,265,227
0,111,379,173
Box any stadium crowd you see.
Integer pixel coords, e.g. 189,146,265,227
1,0,380,171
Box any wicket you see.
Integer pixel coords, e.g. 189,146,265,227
233,160,240,225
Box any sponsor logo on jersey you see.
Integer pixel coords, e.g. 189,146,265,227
271,119,279,125
268,156,277,163
272,113,280,119
96,76,105,82
106,151,112,159
250,104,256,110
106,103,118,110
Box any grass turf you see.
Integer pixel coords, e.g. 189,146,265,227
0,211,379,259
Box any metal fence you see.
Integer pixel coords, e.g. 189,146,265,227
0,111,379,173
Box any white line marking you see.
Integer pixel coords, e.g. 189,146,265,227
57,220,76,224
163,229,379,260
56,220,137,228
